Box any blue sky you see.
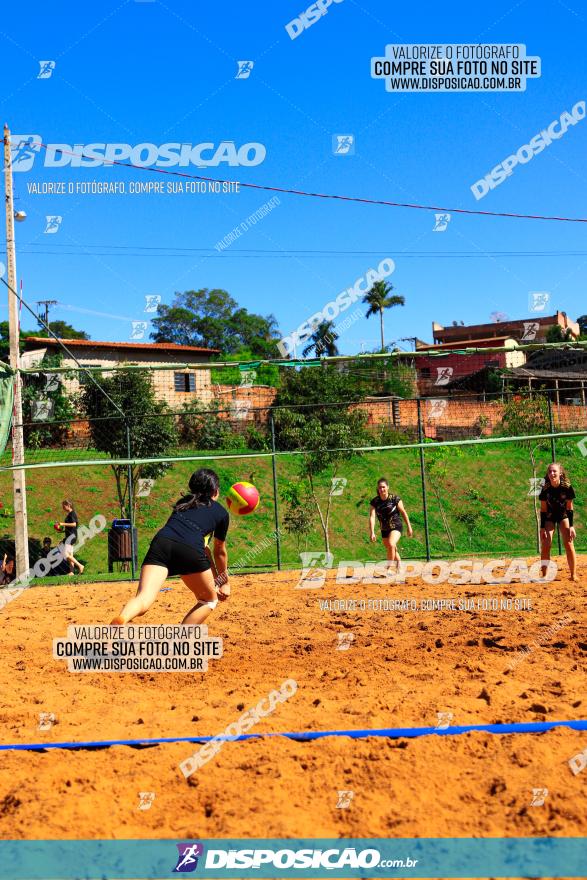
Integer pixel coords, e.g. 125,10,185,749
1,0,586,354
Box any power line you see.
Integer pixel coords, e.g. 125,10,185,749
14,248,587,260
34,141,587,224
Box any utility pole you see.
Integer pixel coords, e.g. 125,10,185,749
3,125,29,576
35,299,57,329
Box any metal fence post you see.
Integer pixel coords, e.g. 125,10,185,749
417,399,431,561
270,415,282,570
547,395,562,556
125,421,137,580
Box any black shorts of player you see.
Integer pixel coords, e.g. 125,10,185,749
544,513,570,527
142,534,210,576
381,520,402,538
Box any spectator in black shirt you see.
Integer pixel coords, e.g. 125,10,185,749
539,462,577,581
112,468,230,627
369,477,413,574
56,500,85,576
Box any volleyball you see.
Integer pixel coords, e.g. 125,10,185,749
53,522,64,532
226,481,260,515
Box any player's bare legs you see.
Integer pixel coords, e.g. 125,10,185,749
111,564,168,624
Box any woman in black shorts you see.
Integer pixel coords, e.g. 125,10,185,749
369,477,413,573
111,468,230,626
539,462,577,582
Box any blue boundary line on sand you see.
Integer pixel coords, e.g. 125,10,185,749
1,718,586,752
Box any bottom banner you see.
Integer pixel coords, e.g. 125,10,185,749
0,837,585,878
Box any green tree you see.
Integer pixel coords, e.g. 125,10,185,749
546,324,573,343
576,314,587,337
21,353,77,449
177,400,245,451
362,280,405,351
280,480,315,552
150,289,281,356
35,321,90,340
271,366,368,552
302,320,339,358
81,369,178,517
0,320,89,361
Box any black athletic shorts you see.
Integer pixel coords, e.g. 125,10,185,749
544,513,570,526
142,534,211,576
382,521,402,538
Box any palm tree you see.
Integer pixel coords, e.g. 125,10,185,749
362,281,405,351
302,320,339,358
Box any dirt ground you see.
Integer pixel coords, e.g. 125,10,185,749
0,558,586,842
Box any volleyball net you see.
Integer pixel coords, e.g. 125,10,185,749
1,347,587,583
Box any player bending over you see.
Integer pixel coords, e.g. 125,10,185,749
111,468,230,626
539,462,577,582
369,477,413,574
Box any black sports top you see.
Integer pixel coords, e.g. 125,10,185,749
158,500,229,551
370,493,402,531
539,483,575,523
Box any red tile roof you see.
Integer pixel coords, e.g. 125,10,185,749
24,337,219,354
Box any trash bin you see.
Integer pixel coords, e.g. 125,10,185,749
108,519,138,572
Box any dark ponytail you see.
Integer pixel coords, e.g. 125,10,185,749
174,468,220,512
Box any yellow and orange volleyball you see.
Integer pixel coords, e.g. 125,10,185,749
226,481,260,515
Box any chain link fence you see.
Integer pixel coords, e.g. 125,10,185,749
1,359,587,586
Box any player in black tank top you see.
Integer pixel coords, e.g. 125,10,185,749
111,468,231,626
369,477,413,575
539,462,577,582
